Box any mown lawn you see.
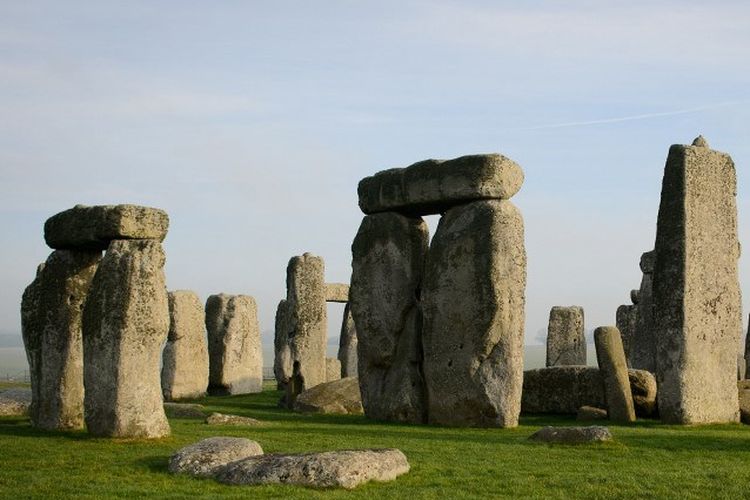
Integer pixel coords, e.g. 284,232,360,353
1,383,749,499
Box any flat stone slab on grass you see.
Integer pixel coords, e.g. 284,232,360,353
169,437,263,477
164,403,206,419
293,377,363,415
205,412,263,426
216,448,410,489
0,388,32,416
577,406,608,421
529,426,612,444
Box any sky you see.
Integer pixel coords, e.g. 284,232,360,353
1,1,750,352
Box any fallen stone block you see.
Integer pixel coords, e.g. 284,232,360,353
0,388,32,416
205,412,263,426
169,437,263,477
163,402,206,419
293,377,363,415
529,426,612,444
576,406,608,421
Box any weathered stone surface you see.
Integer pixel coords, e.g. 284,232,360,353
546,306,585,367
325,283,349,303
529,426,612,444
745,316,750,379
0,388,32,416
163,402,206,419
216,449,410,489
205,294,263,396
653,139,741,424
169,437,263,477
82,239,170,438
616,304,637,365
273,299,293,389
739,355,746,381
577,406,608,421
21,250,100,430
44,204,168,250
350,212,428,424
630,289,640,305
338,303,358,379
326,358,341,382
162,291,209,401
205,412,263,426
358,154,524,216
630,250,657,372
738,381,750,424
629,369,658,417
594,327,635,422
423,199,526,427
293,377,363,415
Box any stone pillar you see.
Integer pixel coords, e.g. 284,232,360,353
273,299,293,390
546,306,586,367
422,200,526,427
616,304,637,365
744,315,750,379
161,291,209,401
82,239,170,438
629,251,656,371
205,294,263,395
593,326,636,423
326,358,342,382
653,136,741,424
21,250,100,430
338,303,358,378
350,212,429,424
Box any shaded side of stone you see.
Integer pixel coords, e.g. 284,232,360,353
630,250,657,371
338,303,358,378
273,299,293,389
616,304,637,366
546,306,586,367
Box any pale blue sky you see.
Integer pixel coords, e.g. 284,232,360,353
1,1,749,348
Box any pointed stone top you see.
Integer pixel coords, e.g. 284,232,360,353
692,135,709,148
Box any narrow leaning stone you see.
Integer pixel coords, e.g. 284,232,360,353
350,212,428,424
205,294,263,395
82,239,170,438
546,306,586,367
629,250,656,371
594,326,636,423
337,303,358,378
653,138,741,424
422,199,526,427
21,250,100,430
161,291,209,401
273,299,293,389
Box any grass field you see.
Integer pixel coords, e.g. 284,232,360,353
2,383,750,499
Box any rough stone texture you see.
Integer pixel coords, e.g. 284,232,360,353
546,306,586,367
577,406,608,421
273,299,293,389
216,449,410,489
161,291,209,401
82,239,170,438
0,388,32,416
350,212,428,424
738,381,750,424
44,204,169,250
616,304,637,365
529,426,612,444
739,355,746,381
653,139,741,424
630,289,640,305
745,316,750,379
337,303,358,378
629,369,658,417
422,199,526,427
326,358,342,382
205,294,263,396
21,250,100,430
168,437,263,477
594,327,636,423
325,283,349,303
205,412,263,426
630,250,657,372
293,377,363,415
358,154,524,216
163,403,206,419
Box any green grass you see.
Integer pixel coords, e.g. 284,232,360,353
2,383,750,499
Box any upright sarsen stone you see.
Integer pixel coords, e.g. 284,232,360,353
616,304,637,364
653,137,741,424
338,303,358,378
205,294,263,395
422,199,526,427
546,306,586,367
594,326,635,423
630,251,656,371
82,239,170,438
350,212,429,423
273,299,293,389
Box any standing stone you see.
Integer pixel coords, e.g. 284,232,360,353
616,304,637,365
546,306,586,367
350,212,429,424
653,137,741,424
326,358,342,382
205,294,263,395
744,316,750,379
594,327,635,422
422,199,526,427
21,250,100,430
629,251,657,371
273,299,293,390
338,303,358,378
161,291,209,401
82,239,170,438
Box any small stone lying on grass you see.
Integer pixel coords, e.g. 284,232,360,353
576,406,608,421
529,426,612,444
205,412,263,426
164,403,206,419
293,377,363,415
169,437,263,477
0,388,32,416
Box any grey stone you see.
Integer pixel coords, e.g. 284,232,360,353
273,299,293,389
738,381,750,424
325,283,349,303
628,368,658,418
163,402,206,419
630,289,640,305
358,154,524,216
423,199,526,427
739,354,746,381
653,139,741,424
616,304,637,364
293,377,363,415
576,406,608,421
546,306,586,367
326,358,341,382
594,326,635,423
337,303,358,378
350,212,428,424
21,250,100,430
692,135,709,147
0,388,32,416
745,316,750,379
82,239,170,438
630,250,657,372
529,426,612,444
44,204,168,250
216,448,410,489
161,291,209,401
205,412,263,426
169,437,263,477
205,294,263,396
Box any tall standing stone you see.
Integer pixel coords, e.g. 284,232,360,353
161,291,209,401
593,326,636,423
350,212,429,423
82,239,170,438
21,250,100,430
273,299,293,389
338,303,358,378
422,199,526,427
205,294,263,395
629,251,656,371
653,137,741,424
616,304,637,365
546,306,586,367
744,315,750,379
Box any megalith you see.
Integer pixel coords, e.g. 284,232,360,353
546,306,586,367
338,303,358,378
653,136,741,424
629,250,656,371
326,358,342,382
615,304,637,365
593,326,636,423
273,299,293,389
